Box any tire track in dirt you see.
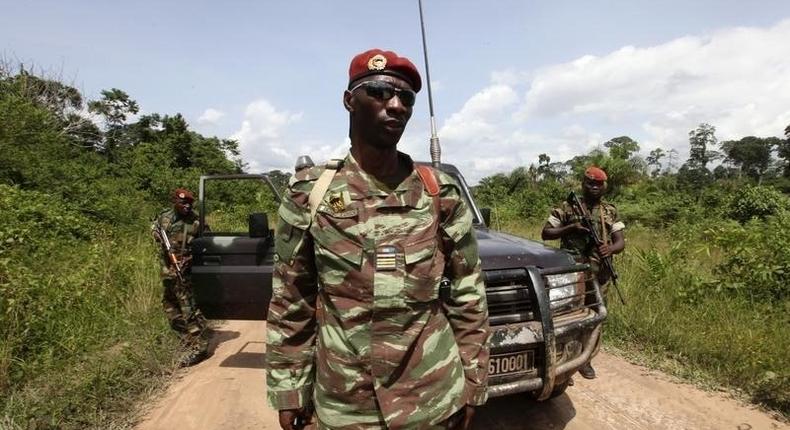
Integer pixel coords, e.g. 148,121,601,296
135,320,787,430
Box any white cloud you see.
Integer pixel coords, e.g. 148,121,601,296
197,108,225,125
437,19,790,183
230,99,306,172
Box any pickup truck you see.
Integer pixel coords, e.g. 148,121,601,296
190,163,607,400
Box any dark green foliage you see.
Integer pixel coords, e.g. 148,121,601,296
687,122,720,169
604,136,640,160
0,66,252,428
720,136,781,182
779,124,790,177
708,212,790,302
726,184,789,223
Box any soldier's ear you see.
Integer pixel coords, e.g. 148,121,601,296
343,90,354,113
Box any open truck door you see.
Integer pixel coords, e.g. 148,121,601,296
190,174,281,320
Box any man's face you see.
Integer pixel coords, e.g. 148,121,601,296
345,75,414,148
174,200,193,216
582,177,606,199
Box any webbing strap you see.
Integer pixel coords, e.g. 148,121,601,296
599,206,609,245
415,165,440,196
308,160,342,220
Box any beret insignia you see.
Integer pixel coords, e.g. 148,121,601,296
367,54,387,71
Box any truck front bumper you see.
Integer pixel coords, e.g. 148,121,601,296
487,266,608,400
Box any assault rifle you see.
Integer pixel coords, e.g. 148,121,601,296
567,191,626,305
153,225,185,284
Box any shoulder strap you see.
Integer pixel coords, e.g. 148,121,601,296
308,159,343,220
415,165,440,196
415,165,444,231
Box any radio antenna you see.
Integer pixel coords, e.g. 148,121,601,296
418,0,441,168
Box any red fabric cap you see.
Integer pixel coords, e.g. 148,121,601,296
171,188,195,203
348,49,422,92
584,166,608,181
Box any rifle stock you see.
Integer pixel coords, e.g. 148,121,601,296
567,192,626,305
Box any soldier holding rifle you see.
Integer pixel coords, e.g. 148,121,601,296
152,188,210,367
541,166,625,379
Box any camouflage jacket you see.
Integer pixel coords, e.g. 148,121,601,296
546,199,624,267
266,152,490,429
152,209,201,273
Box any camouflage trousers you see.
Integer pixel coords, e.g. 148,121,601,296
315,415,459,429
583,270,609,361
162,276,208,351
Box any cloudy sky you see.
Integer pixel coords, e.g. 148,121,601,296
3,1,790,182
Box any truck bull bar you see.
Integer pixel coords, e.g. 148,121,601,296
486,264,608,400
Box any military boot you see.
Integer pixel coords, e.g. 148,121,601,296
578,361,596,379
179,335,210,367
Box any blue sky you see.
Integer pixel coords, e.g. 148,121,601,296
3,1,790,182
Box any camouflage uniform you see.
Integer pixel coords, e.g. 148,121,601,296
153,208,207,349
266,152,490,429
547,200,624,281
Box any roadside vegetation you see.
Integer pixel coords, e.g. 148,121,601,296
474,131,790,415
2,65,789,428
0,65,250,429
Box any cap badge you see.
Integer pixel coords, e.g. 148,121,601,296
367,54,387,71
329,194,345,213
178,193,186,199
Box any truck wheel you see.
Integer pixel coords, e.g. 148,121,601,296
548,378,571,399
530,378,571,401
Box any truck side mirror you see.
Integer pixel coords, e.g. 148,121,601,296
480,207,492,227
248,213,270,239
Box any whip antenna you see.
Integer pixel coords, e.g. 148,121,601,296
418,0,441,167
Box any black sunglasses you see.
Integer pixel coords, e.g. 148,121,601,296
349,80,416,107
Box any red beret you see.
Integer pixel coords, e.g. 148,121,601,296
171,188,195,203
348,49,422,93
584,166,608,181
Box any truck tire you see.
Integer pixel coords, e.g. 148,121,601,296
530,378,571,401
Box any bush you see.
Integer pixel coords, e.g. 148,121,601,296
710,211,790,302
727,185,789,223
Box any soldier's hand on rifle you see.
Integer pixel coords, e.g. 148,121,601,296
597,243,612,258
278,408,310,430
567,222,589,235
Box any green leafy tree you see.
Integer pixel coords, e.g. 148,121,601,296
720,136,781,183
646,148,666,177
679,123,720,189
687,123,719,169
88,88,140,160
779,124,790,177
604,136,640,160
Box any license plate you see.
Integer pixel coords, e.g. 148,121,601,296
489,350,534,376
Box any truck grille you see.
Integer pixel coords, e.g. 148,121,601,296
484,268,534,325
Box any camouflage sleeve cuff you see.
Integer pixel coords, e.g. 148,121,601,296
267,384,313,410
611,221,625,233
463,381,488,406
547,215,562,228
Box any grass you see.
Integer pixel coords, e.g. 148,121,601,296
500,220,790,417
1,232,181,429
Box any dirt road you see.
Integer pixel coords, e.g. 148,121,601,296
135,320,786,430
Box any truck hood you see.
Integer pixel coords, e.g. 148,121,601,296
475,227,576,271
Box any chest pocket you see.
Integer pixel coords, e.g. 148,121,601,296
402,235,443,302
310,205,364,295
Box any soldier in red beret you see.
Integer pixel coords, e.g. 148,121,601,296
267,49,489,430
152,188,210,367
541,166,626,379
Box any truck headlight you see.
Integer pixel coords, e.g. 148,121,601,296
546,272,582,309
